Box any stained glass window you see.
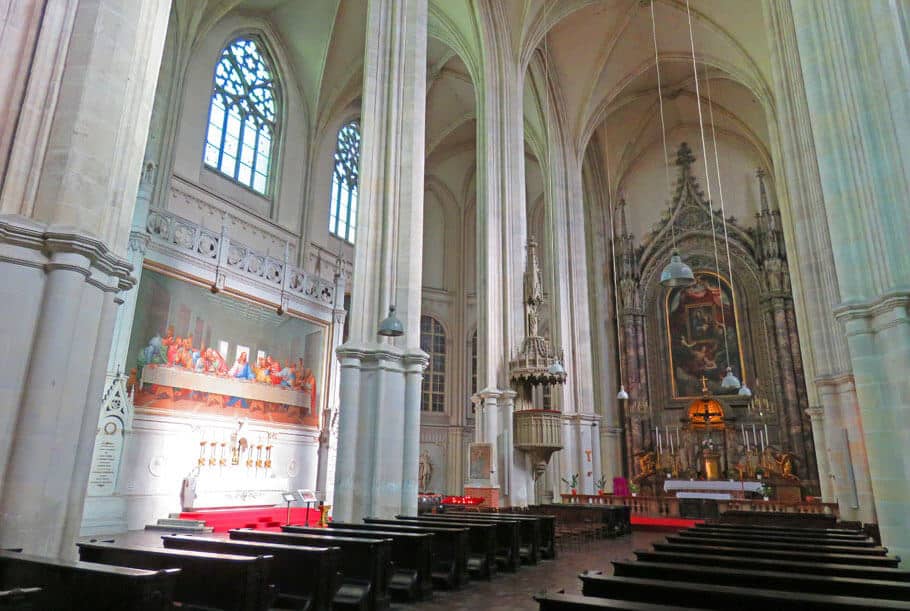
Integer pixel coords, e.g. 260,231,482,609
329,121,361,243
204,37,277,195
420,315,446,413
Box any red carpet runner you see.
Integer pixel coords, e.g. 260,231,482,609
179,506,323,532
631,515,703,529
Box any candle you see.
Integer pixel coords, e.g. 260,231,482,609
764,424,769,446
676,426,680,449
657,428,662,454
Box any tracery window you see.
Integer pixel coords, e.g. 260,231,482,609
329,121,361,243
204,37,277,195
420,315,446,412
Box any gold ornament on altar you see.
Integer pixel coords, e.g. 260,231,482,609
265,444,273,469
208,440,217,466
198,439,206,467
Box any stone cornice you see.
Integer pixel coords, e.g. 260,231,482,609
0,215,135,290
834,289,910,326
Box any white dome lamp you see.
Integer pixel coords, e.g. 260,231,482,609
547,358,566,377
738,378,752,397
721,366,742,391
616,384,630,400
377,305,404,337
660,250,696,288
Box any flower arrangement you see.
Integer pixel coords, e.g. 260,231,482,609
629,482,640,496
760,484,773,499
561,473,579,495
594,476,608,494
700,437,717,452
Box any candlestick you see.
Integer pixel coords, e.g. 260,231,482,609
764,424,769,446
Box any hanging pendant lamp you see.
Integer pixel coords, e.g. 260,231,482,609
378,305,404,337
738,380,752,397
721,366,741,391
617,384,630,400
660,249,696,287
649,1,694,289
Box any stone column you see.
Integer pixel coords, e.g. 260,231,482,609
472,4,529,507
804,406,832,501
332,0,428,523
601,426,624,491
791,0,910,560
315,271,347,507
769,297,801,454
0,0,169,558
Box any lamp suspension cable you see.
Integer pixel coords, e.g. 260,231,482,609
604,131,627,400
685,0,738,389
649,0,675,251
705,73,750,395
652,0,694,288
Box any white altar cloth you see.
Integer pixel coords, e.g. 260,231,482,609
182,470,290,510
143,365,310,407
664,480,763,494
676,491,733,500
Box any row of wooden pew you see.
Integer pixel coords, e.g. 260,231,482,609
535,521,910,610
0,509,559,610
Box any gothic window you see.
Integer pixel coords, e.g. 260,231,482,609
204,37,278,195
329,121,361,243
421,315,446,412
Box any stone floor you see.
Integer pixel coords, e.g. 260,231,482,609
78,529,669,611
396,530,668,611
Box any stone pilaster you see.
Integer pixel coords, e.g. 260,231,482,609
791,0,910,560
332,0,428,522
804,406,832,501
0,0,169,558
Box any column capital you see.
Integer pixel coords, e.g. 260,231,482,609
805,406,824,421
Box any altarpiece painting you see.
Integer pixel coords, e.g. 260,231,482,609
666,271,745,397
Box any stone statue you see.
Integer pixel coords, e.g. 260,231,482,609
524,237,544,337
418,449,434,492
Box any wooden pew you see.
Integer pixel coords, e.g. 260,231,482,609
534,592,710,610
77,541,273,611
356,519,469,588
612,559,910,601
695,522,866,538
633,548,910,582
447,511,544,564
229,528,392,611
579,572,910,610
0,549,177,611
663,534,890,556
489,511,557,559
284,525,432,601
0,587,41,611
161,534,342,611
652,541,901,567
400,514,519,572
387,517,496,579
691,524,870,542
677,528,880,547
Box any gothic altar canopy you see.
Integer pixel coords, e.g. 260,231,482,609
616,142,818,493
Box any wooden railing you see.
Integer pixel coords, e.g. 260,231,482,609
559,493,839,518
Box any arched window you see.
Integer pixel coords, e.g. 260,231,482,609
420,315,446,412
329,121,361,243
204,37,277,195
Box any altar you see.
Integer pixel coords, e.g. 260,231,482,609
182,469,290,510
664,479,763,500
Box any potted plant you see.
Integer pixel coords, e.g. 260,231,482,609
760,484,773,501
755,467,764,480
561,473,579,495
629,482,640,497
594,476,607,495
